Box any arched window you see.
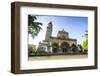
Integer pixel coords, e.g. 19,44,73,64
61,42,69,53
52,43,59,53
71,44,76,47
71,44,77,53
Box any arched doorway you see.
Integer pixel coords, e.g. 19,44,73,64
52,43,59,53
61,42,69,53
71,44,77,53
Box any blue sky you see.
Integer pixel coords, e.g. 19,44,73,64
29,15,88,47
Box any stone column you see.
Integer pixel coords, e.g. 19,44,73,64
58,42,62,53
50,47,52,53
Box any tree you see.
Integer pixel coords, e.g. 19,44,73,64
82,30,88,50
28,15,42,38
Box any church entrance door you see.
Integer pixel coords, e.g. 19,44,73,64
52,48,58,53
61,42,69,53
62,47,67,53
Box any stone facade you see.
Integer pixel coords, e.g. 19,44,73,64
48,37,77,53
38,21,77,53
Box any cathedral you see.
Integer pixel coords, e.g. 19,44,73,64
38,21,77,53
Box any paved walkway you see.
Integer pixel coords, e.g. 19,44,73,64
29,54,88,61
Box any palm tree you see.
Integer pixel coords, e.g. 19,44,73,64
28,15,42,38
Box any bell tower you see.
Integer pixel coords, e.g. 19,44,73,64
45,21,53,41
